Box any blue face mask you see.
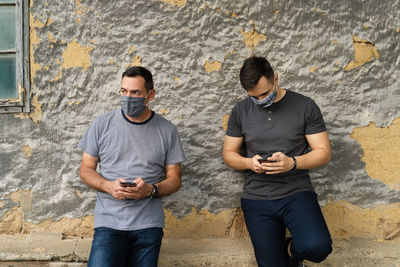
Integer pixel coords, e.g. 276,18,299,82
120,95,147,117
250,89,277,108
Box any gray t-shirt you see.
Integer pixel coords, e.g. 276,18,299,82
78,109,186,230
226,90,326,200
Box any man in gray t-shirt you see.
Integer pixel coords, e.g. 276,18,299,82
78,66,185,267
223,57,332,267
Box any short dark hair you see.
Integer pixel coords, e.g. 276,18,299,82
239,56,274,91
122,66,154,92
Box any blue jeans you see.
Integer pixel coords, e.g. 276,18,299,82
241,191,332,267
87,227,163,267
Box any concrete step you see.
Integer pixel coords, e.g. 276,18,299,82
1,234,400,266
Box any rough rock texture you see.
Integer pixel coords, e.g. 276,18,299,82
1,0,400,251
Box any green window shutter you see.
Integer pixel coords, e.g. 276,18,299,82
0,0,30,113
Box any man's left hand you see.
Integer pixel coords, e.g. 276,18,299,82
119,178,153,199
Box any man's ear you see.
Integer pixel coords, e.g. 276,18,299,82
148,89,155,101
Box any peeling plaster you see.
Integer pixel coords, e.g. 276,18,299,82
61,38,94,70
204,60,222,73
29,96,43,124
222,114,229,131
173,76,181,85
164,207,237,239
29,15,45,82
22,145,32,158
47,32,56,43
130,56,141,66
344,35,379,71
322,200,400,241
158,0,187,7
128,46,136,54
160,108,169,115
350,117,400,191
75,0,88,24
67,100,81,106
50,69,63,82
309,66,317,73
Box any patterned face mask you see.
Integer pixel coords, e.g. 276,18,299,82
250,87,277,108
120,95,147,117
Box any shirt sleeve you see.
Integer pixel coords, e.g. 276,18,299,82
77,116,102,158
226,104,243,137
305,98,327,135
165,126,186,165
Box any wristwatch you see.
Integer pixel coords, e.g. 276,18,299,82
149,184,159,199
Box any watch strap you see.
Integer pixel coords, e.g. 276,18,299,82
291,156,297,171
149,184,158,199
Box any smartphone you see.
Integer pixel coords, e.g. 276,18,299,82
120,181,137,187
258,155,276,164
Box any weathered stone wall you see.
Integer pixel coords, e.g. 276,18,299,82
1,0,400,255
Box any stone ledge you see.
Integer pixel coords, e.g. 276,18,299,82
1,235,400,266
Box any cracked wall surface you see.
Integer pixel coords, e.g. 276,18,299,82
1,0,400,246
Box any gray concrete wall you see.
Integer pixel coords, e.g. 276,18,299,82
1,0,400,264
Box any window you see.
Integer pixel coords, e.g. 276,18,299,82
0,0,29,113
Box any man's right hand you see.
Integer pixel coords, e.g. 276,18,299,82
247,155,266,174
107,179,130,200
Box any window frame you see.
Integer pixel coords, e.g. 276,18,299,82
0,0,30,113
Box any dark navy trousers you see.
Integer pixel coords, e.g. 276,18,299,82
241,191,332,267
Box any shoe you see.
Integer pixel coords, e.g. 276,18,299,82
286,237,306,267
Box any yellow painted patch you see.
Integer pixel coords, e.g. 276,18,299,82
22,145,32,158
48,33,56,43
222,114,229,131
61,38,94,70
75,190,83,198
309,66,317,73
29,96,43,124
75,0,88,24
173,76,181,85
273,10,279,15
350,118,400,191
160,108,169,115
128,46,136,54
0,207,94,238
396,27,399,33
158,0,187,7
50,69,63,82
204,60,222,73
131,56,141,66
14,113,30,120
240,28,266,51
164,207,238,238
322,199,400,241
29,15,45,82
67,100,81,106
344,35,379,71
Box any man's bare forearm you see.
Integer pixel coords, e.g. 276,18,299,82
222,150,251,170
79,166,111,193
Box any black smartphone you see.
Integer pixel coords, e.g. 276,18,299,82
258,155,276,164
120,181,137,187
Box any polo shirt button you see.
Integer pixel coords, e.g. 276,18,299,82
268,118,271,121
